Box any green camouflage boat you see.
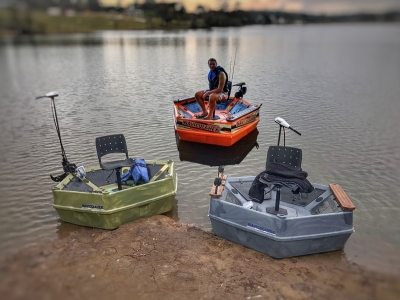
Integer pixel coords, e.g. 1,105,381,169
36,91,178,229
52,160,177,229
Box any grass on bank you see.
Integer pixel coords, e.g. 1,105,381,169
0,9,193,34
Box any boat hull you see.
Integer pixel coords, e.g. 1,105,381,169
173,96,261,147
208,176,355,258
53,160,177,229
209,214,352,259
176,119,259,147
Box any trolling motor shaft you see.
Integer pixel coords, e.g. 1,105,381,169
36,92,77,182
264,117,303,215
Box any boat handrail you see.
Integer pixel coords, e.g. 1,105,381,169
173,97,193,103
227,105,261,121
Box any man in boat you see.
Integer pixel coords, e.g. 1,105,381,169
195,58,229,120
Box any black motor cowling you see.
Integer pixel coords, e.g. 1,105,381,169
234,84,247,98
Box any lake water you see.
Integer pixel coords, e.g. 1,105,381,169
0,23,399,275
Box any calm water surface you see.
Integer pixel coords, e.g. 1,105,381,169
1,24,399,275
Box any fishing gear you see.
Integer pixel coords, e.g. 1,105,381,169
36,92,77,182
227,48,247,99
231,47,237,84
227,47,238,99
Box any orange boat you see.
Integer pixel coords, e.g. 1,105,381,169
173,82,262,147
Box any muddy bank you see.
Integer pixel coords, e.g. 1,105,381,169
1,215,399,300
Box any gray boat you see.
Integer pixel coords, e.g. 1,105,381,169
208,117,355,258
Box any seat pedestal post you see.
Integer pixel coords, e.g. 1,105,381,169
266,184,288,215
116,168,122,190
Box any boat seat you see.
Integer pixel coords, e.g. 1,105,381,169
95,134,135,191
266,146,302,169
263,146,304,215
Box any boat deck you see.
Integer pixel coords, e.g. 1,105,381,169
62,164,166,192
175,97,258,122
222,177,343,217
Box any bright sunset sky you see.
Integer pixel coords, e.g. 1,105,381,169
100,0,400,14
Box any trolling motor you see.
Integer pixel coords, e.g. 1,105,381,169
274,117,301,146
36,92,77,182
265,117,303,215
233,82,247,98
226,82,247,99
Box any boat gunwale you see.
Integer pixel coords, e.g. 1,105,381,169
173,96,261,125
53,163,178,215
54,160,175,192
212,176,354,218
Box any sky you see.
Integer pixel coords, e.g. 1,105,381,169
100,0,400,15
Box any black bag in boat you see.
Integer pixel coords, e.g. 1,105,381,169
248,172,269,202
248,162,314,202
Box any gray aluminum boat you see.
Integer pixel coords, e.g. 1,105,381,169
208,117,355,258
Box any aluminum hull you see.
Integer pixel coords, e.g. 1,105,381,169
208,176,354,258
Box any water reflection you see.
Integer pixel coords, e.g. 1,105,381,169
0,31,188,46
56,220,89,240
175,128,259,166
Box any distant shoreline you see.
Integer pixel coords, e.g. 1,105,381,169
1,8,399,36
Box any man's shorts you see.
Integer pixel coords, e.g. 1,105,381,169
204,90,227,100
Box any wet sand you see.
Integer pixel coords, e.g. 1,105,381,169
1,215,399,300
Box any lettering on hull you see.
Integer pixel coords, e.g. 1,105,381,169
234,114,258,128
82,204,104,210
247,222,276,236
181,120,221,133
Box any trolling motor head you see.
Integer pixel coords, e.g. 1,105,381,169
36,91,77,182
275,117,290,128
35,91,59,100
274,117,301,146
275,117,301,135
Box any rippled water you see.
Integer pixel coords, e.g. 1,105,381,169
0,24,399,275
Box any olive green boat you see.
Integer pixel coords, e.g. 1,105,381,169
52,160,177,229
36,91,178,229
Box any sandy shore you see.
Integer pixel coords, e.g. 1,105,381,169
1,215,399,300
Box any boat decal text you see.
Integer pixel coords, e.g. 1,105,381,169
82,204,104,210
182,120,221,132
235,114,258,128
247,222,276,236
